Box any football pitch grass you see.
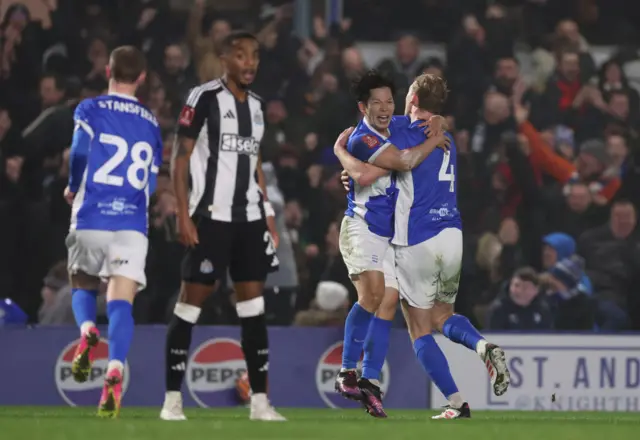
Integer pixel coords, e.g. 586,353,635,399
1,407,638,440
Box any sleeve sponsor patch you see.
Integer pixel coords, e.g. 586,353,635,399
362,135,379,148
179,106,195,127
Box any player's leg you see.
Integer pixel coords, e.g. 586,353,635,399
429,228,510,397
359,249,399,418
230,220,284,421
161,218,229,421
98,231,148,418
395,243,469,419
336,217,387,400
67,230,103,383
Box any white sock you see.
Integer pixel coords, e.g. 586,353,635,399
80,321,96,336
476,339,488,358
107,360,124,373
368,379,380,387
164,391,181,403
251,392,268,405
448,392,464,409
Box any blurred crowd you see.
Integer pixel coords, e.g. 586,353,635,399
1,0,640,332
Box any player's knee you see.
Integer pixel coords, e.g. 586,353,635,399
431,303,455,332
106,276,138,303
353,270,385,312
179,281,217,307
376,288,399,320
70,271,100,291
233,281,264,302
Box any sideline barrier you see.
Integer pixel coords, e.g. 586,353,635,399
431,334,640,412
0,326,428,408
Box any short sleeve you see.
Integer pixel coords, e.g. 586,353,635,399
177,87,210,139
73,99,94,138
348,134,392,164
152,126,163,173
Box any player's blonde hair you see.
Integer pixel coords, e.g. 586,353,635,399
413,73,449,114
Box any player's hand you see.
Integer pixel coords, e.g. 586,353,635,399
63,186,75,205
177,214,199,247
340,169,351,192
419,115,448,137
428,131,451,151
266,215,280,249
333,127,354,154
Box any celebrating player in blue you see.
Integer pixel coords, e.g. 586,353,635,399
336,74,510,419
334,71,449,417
64,46,162,418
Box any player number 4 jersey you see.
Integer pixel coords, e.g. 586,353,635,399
69,94,163,234
389,120,462,246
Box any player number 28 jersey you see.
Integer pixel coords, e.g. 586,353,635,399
70,94,163,234
344,116,409,238
389,120,462,246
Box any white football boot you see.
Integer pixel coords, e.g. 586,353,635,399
160,391,187,421
249,393,286,421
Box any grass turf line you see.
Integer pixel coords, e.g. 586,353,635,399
0,407,638,440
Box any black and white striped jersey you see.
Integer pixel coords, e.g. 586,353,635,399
177,79,266,223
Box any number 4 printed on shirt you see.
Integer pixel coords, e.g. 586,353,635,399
438,151,455,192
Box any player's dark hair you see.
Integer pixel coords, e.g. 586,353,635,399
413,73,449,114
110,46,147,84
352,70,396,104
513,267,539,286
221,30,258,53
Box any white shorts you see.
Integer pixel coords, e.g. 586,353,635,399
339,216,390,276
383,228,462,309
66,229,148,289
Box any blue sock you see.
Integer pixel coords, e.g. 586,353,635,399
362,317,392,380
442,314,484,352
414,334,459,399
71,288,98,329
107,300,134,364
342,303,374,369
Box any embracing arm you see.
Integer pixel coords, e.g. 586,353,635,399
334,146,389,186
170,136,195,218
372,131,449,172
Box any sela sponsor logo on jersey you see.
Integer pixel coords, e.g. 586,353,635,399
179,106,195,127
362,135,379,149
186,338,247,407
220,133,260,155
316,341,390,408
55,338,130,407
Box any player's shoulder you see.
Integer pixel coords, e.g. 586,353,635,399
75,97,97,115
186,79,224,107
391,115,411,129
247,89,264,104
349,120,383,148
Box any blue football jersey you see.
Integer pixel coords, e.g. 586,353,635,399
69,93,163,234
344,116,408,237
389,120,462,246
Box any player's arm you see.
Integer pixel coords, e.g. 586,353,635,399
256,153,280,248
333,127,389,187
364,132,448,172
68,103,94,194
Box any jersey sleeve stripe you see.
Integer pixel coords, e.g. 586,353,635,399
368,142,391,163
186,79,222,107
75,119,94,138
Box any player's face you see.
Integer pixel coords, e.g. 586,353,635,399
225,39,260,88
364,87,394,131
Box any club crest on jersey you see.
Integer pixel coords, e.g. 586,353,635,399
315,341,390,408
179,106,195,127
253,111,263,125
55,338,130,407
362,135,379,148
187,338,247,407
200,259,214,274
